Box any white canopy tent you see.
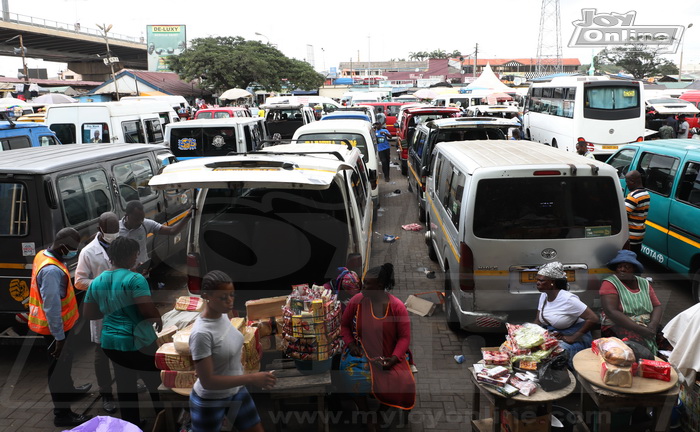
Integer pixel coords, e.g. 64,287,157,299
466,64,514,93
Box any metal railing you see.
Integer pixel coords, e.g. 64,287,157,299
0,12,144,44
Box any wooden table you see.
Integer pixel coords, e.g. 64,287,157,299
264,358,332,432
573,349,680,432
157,384,191,432
469,367,577,432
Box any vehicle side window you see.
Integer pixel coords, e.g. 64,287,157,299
412,130,427,158
448,169,466,226
82,123,110,143
638,152,679,196
243,126,254,152
214,112,231,119
197,112,213,119
607,148,637,178
676,161,700,207
122,120,145,143
113,159,157,207
38,135,59,146
1,136,31,151
145,119,164,143
436,158,453,207
0,183,29,236
58,169,112,226
349,167,367,217
49,124,77,144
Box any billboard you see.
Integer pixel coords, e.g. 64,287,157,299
146,25,187,72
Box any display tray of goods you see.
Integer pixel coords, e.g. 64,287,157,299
572,338,678,394
281,284,343,374
473,323,573,398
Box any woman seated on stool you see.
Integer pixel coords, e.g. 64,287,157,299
340,263,416,432
600,250,665,356
533,261,599,367
188,271,277,432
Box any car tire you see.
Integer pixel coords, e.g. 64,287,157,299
418,205,426,223
525,128,531,140
692,268,700,304
551,139,558,148
444,272,461,332
401,160,408,176
427,233,438,262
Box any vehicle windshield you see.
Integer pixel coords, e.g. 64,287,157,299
648,98,689,105
473,177,621,239
297,133,369,161
169,127,238,157
413,113,457,124
435,127,506,141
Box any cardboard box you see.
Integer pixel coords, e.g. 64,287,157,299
500,407,551,432
681,380,700,432
404,294,437,317
245,295,287,320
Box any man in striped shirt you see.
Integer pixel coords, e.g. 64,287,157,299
624,170,650,255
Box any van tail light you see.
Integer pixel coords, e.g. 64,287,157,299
635,136,643,142
533,170,561,176
577,137,594,153
458,241,475,292
103,124,111,142
186,253,202,294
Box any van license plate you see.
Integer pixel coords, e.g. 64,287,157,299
520,270,576,283
602,145,618,150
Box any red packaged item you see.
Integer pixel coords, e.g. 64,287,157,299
476,371,510,387
482,350,509,365
506,323,522,340
639,359,671,382
539,337,559,351
508,376,537,396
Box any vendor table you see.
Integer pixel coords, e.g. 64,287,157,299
264,358,332,432
157,385,191,432
573,348,680,432
469,367,577,432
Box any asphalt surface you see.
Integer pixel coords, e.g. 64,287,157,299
0,146,695,432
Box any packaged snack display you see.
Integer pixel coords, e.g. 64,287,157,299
592,337,635,367
230,317,246,333
487,366,510,378
476,370,510,387
639,359,672,382
509,376,537,396
513,323,546,349
175,296,204,312
600,356,634,388
160,370,197,388
282,284,342,363
156,325,179,347
242,326,262,373
173,328,192,356
482,350,510,365
155,343,194,371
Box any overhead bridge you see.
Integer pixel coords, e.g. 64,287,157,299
0,12,147,80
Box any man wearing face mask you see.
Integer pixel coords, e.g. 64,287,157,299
28,227,93,427
75,212,120,414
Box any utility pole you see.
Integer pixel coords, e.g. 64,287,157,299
19,34,28,99
474,43,479,78
97,23,120,100
535,0,563,76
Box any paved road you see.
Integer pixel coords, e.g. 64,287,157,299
0,148,694,431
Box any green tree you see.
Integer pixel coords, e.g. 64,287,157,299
409,49,461,61
596,45,677,79
167,36,325,93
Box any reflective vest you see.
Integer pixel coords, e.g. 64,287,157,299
27,250,79,335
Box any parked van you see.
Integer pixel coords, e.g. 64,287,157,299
45,101,177,145
292,119,379,208
263,103,316,140
0,144,192,336
165,117,268,160
357,102,407,137
396,106,461,175
432,91,490,109
148,143,373,305
194,107,252,119
120,95,191,114
407,117,519,221
1,121,61,150
605,139,700,302
426,140,627,332
264,96,340,114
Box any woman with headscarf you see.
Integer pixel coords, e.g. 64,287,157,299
600,250,663,355
340,263,415,431
533,261,599,366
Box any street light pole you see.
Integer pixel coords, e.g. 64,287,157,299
255,32,270,44
679,23,693,83
97,23,120,100
18,35,28,89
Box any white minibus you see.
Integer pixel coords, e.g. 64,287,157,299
523,76,645,158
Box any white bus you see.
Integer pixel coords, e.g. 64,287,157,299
523,76,645,158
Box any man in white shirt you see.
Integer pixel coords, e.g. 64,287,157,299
75,212,120,414
677,114,690,139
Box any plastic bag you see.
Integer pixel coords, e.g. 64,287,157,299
513,323,546,349
538,354,571,392
67,415,143,432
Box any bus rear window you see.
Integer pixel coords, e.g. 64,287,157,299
0,183,28,236
170,127,238,157
473,177,621,239
296,133,368,161
584,85,641,120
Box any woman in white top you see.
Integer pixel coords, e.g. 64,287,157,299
188,271,276,432
533,262,599,367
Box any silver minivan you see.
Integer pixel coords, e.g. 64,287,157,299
425,140,628,332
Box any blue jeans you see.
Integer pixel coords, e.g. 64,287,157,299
545,321,592,369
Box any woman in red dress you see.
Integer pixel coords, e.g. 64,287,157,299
340,263,416,430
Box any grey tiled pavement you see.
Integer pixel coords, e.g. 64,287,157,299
0,146,694,431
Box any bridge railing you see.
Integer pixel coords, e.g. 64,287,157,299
1,12,144,44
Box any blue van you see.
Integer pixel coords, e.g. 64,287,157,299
606,139,700,302
0,121,61,151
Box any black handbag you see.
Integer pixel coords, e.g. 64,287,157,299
538,354,571,392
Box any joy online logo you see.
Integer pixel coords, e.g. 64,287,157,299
569,9,685,53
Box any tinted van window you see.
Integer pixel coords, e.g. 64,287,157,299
58,170,112,226
1,136,31,151
170,127,238,157
145,119,164,143
0,183,29,236
473,177,622,239
122,120,146,143
114,159,157,206
50,124,76,144
297,133,368,161
676,161,700,207
639,152,680,197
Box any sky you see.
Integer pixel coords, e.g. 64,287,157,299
1,0,699,79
